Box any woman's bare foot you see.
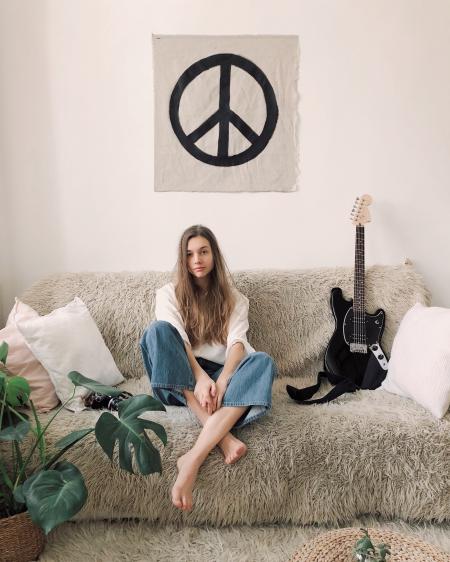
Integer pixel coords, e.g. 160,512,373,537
218,433,248,465
172,450,201,511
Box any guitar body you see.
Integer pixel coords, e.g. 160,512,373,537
325,287,388,389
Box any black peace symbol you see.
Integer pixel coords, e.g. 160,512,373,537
169,53,278,167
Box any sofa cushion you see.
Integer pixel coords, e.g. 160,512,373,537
19,264,430,382
33,375,450,526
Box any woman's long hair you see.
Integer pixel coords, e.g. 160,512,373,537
175,225,235,347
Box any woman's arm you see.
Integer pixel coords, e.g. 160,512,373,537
219,342,245,381
185,343,216,415
184,343,207,381
155,285,190,344
214,342,245,410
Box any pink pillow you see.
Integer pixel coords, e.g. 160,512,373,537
0,299,59,412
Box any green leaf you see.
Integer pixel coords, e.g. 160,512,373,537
1,408,29,430
355,537,374,553
13,474,29,503
0,457,15,490
140,420,168,446
118,394,166,415
95,394,167,476
13,484,26,504
6,376,31,407
14,471,40,506
29,400,46,465
42,428,95,471
23,461,88,534
0,420,30,442
0,341,8,364
55,428,95,450
67,371,123,397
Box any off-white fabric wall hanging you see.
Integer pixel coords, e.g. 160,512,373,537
153,35,299,192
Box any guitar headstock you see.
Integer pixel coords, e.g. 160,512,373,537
350,194,372,226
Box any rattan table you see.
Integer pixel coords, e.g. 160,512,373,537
289,527,450,562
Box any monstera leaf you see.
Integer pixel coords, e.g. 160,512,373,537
40,428,96,470
0,341,8,364
4,375,30,407
0,419,30,442
55,428,95,450
68,371,123,397
95,394,167,475
20,461,88,534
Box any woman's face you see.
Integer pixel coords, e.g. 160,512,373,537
186,236,214,282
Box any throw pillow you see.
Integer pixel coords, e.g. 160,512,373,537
16,297,124,412
381,302,450,418
0,299,59,412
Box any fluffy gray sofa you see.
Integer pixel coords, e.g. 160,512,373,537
20,264,450,526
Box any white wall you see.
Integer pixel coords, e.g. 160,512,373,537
1,0,450,323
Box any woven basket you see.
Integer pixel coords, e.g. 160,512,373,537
0,511,46,562
289,527,450,562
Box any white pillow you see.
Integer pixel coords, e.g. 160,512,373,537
381,302,450,418
16,297,124,412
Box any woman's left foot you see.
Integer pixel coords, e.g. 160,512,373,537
171,450,200,511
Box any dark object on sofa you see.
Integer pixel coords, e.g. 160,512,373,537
84,390,133,411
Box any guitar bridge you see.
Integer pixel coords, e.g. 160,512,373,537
350,343,368,354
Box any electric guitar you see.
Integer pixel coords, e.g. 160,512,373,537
287,194,389,404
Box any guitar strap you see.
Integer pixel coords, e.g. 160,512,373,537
286,372,359,405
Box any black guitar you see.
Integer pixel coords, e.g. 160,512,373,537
287,194,389,404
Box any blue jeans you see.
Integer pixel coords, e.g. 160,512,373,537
140,320,276,428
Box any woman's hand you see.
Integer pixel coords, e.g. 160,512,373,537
194,372,216,415
214,376,229,411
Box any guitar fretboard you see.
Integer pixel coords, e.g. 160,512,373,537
353,225,367,345
354,226,365,312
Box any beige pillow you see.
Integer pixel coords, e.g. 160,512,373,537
0,299,59,412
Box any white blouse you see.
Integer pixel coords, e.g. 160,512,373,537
154,282,255,364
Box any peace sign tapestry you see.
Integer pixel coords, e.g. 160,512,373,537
153,35,299,192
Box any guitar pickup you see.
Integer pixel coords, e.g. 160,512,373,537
350,343,368,353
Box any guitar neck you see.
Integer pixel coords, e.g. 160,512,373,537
354,225,365,313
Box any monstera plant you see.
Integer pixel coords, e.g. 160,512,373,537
0,341,167,534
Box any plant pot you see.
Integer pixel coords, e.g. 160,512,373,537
0,511,46,562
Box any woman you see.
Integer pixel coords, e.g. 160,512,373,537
140,225,276,512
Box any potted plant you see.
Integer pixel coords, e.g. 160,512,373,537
0,341,167,561
354,528,391,561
